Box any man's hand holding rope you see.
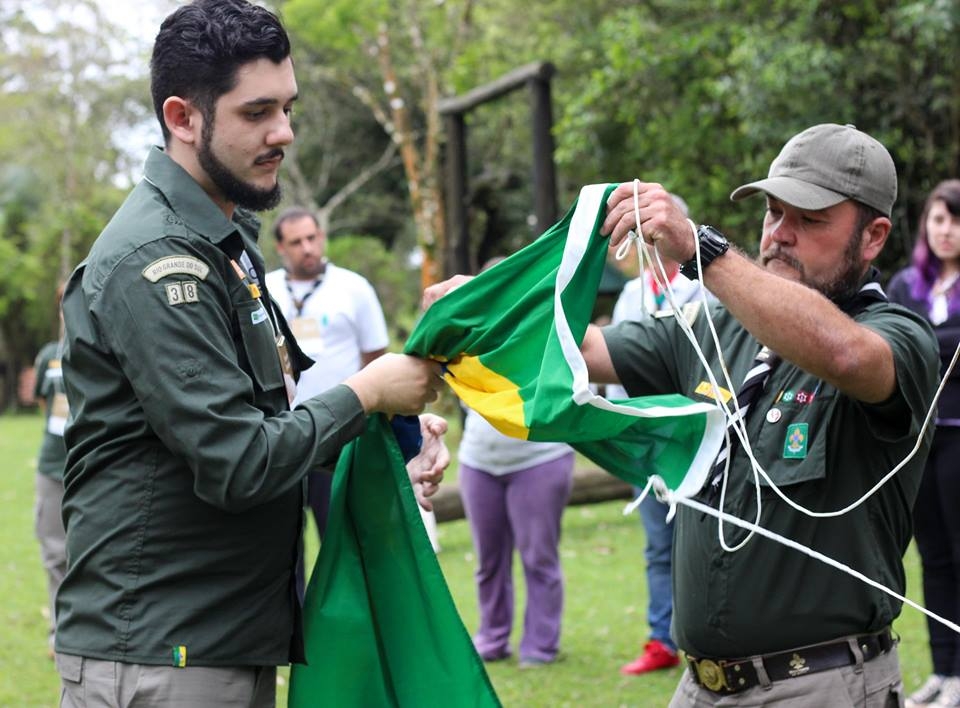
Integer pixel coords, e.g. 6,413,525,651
601,181,694,262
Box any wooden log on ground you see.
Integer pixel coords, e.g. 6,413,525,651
431,466,634,523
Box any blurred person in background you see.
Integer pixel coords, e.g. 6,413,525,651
267,207,388,542
888,179,960,708
266,206,441,564
32,283,68,659
458,257,575,669
607,194,713,677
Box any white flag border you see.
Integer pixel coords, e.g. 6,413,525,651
552,183,726,499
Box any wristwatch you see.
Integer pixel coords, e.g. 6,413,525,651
679,224,729,280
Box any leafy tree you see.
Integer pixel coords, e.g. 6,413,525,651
552,0,960,273
281,0,481,287
279,63,411,248
0,0,150,408
278,0,621,277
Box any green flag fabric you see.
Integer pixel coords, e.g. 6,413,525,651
289,413,500,708
405,183,724,497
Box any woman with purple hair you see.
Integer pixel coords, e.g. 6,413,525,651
888,179,960,708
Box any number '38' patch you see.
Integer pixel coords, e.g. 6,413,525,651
165,280,201,306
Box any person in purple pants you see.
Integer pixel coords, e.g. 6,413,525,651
458,405,574,668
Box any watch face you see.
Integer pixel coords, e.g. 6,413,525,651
697,225,728,247
682,226,729,280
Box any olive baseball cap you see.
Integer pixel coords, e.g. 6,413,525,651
730,123,897,217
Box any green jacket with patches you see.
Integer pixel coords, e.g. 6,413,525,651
57,147,366,667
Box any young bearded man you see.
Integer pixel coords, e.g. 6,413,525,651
56,2,446,706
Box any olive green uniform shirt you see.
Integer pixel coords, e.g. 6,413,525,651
34,340,68,480
57,148,366,667
604,299,937,658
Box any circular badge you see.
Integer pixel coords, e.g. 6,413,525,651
766,408,782,424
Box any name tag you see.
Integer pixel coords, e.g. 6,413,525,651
291,317,324,354
46,359,64,381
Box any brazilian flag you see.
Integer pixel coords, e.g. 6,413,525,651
407,183,724,496
289,183,723,707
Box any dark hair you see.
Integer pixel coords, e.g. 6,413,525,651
273,207,318,242
853,201,885,238
910,179,960,314
150,0,291,143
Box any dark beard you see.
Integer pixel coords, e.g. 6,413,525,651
760,225,865,302
818,227,865,302
198,122,282,212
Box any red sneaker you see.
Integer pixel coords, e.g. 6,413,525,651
620,639,680,676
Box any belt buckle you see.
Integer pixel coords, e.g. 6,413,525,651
694,658,728,692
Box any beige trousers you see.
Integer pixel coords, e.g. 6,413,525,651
57,654,277,708
668,644,903,708
35,473,66,647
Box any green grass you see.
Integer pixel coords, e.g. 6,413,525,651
1,412,933,706
1,414,63,708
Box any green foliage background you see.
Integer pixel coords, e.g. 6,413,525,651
2,0,959,409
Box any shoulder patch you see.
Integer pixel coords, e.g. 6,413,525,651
165,281,201,306
142,256,210,283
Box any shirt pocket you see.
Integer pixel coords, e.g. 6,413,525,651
752,393,834,490
235,299,284,393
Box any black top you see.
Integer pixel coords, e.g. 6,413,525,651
887,266,960,424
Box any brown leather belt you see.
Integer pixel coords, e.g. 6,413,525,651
686,628,895,695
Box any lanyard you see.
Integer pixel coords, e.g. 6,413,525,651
647,272,668,312
285,274,324,318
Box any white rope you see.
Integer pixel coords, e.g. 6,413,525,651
617,183,764,549
727,339,957,520
671,491,960,637
623,474,655,516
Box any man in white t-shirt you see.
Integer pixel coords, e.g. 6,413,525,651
266,207,389,539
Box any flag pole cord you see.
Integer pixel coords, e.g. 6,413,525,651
672,486,960,638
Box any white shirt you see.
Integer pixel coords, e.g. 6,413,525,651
457,408,572,476
266,262,389,406
607,270,712,400
611,269,708,325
